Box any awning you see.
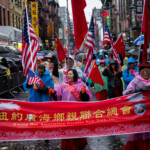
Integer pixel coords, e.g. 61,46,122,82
0,32,9,40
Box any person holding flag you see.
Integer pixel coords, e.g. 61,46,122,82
48,69,93,150
102,60,123,99
52,55,82,83
23,64,54,102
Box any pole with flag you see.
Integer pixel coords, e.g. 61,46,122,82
71,0,88,49
103,21,121,68
55,33,66,63
114,34,125,59
84,15,104,86
22,4,39,77
141,0,150,62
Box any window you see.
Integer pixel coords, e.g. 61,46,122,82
18,17,20,29
3,8,6,25
8,11,10,26
12,14,14,26
16,16,18,28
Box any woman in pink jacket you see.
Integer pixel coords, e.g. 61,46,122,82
123,62,150,150
49,69,93,150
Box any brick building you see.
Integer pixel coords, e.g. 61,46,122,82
0,0,11,26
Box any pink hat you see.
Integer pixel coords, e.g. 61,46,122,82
100,60,106,65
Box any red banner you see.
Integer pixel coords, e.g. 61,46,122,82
0,91,150,141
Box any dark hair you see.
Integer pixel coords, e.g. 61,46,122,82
37,64,45,71
109,60,118,72
67,69,78,82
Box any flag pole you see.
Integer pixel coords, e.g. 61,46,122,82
25,1,34,71
66,0,70,67
138,32,142,64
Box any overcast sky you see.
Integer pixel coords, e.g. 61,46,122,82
58,0,102,22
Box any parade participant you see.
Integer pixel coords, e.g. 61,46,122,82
47,58,53,70
123,62,150,150
43,61,50,71
96,53,109,66
23,64,54,102
103,60,123,99
121,57,128,71
122,56,138,89
52,55,82,83
36,57,43,68
121,57,128,90
49,69,93,150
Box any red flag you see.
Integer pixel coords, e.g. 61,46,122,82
71,0,88,49
114,34,125,59
141,0,150,62
88,61,104,86
55,34,66,63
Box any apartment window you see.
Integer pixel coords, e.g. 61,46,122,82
3,8,6,25
18,17,20,29
0,6,2,25
16,16,18,28
8,11,10,26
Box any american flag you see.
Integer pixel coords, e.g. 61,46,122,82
22,7,39,77
27,69,45,87
104,21,121,68
84,16,95,77
104,22,112,44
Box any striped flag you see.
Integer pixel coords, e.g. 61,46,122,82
22,7,39,77
27,69,45,87
103,22,111,44
104,21,121,68
84,16,95,77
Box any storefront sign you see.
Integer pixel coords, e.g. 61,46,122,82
31,2,39,37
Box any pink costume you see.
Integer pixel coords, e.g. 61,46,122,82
54,77,93,101
123,74,150,141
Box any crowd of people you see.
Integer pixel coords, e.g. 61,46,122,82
22,49,150,150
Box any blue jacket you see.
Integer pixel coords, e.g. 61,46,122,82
96,53,109,66
23,69,54,102
122,57,138,89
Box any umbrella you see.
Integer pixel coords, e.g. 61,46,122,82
75,53,86,60
128,49,139,55
0,53,20,58
0,47,10,54
133,35,144,45
45,53,52,58
37,53,45,59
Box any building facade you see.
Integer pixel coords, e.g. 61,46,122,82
0,0,11,26
100,0,143,45
27,0,60,49
10,0,24,30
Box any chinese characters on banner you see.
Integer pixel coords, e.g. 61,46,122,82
31,2,39,37
0,91,150,141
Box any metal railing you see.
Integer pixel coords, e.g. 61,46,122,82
0,71,26,97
